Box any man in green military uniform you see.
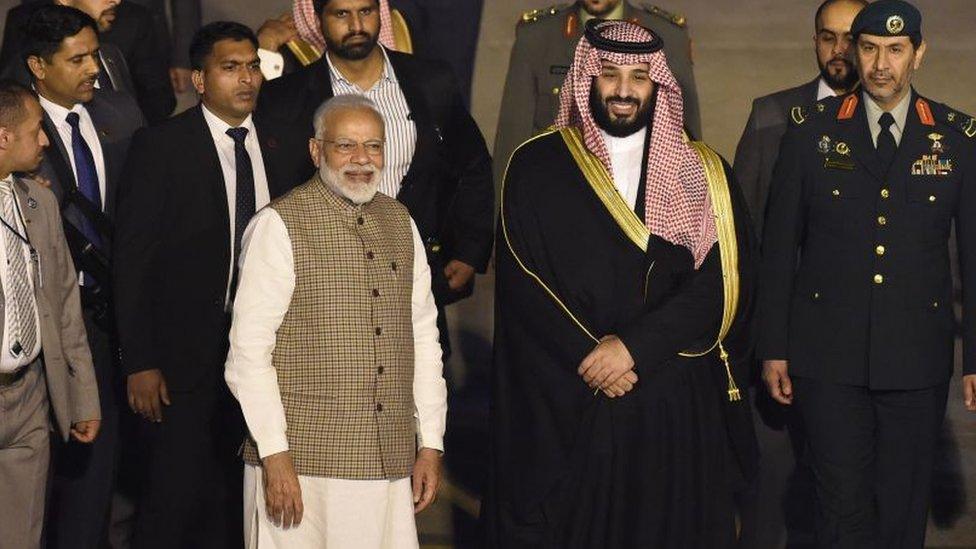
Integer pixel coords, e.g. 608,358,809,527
493,0,700,194
759,1,976,546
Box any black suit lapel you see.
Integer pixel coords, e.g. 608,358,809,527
387,53,437,197
189,106,231,237
40,114,76,201
253,116,280,198
838,97,885,182
86,96,118,217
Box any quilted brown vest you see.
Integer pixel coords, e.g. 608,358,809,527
242,176,416,479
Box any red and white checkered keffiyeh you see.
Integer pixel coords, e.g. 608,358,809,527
554,21,717,268
292,0,398,53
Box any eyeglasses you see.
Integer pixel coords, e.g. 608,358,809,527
318,138,385,156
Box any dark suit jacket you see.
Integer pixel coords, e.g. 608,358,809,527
733,78,820,238
127,0,201,69
257,50,494,304
113,105,282,391
759,90,976,390
35,89,144,259
3,0,176,124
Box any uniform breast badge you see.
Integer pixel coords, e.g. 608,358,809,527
911,154,953,176
823,140,855,170
818,135,832,154
928,133,944,154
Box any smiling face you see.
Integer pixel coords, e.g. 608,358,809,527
590,60,655,138
28,26,100,108
310,106,386,204
320,0,381,61
192,38,262,126
856,33,925,109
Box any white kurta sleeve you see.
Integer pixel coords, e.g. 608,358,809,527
257,48,285,80
225,208,295,459
409,219,448,452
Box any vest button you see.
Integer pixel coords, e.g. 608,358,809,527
357,217,364,225
377,365,385,374
366,251,374,260
372,289,380,297
375,403,383,412
375,327,382,336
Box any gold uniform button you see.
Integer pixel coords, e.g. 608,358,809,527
881,188,890,199
832,189,840,197
552,87,560,95
874,274,884,284
933,301,940,309
876,245,886,256
878,216,887,226
929,195,936,202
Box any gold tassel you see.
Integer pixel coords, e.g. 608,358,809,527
719,343,741,402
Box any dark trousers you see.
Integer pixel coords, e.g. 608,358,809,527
47,310,118,549
737,386,815,549
132,378,244,549
792,376,949,549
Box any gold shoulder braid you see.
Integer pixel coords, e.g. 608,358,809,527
506,128,742,401
677,142,741,402
285,38,322,67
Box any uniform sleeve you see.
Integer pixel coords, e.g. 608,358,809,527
224,208,295,459
757,126,806,360
410,219,447,452
492,24,538,205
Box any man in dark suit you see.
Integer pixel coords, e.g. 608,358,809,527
2,0,176,124
127,0,202,93
760,1,976,547
21,6,143,548
113,21,277,549
732,3,865,548
258,0,493,355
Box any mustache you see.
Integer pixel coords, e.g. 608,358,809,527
343,31,371,41
604,95,640,106
341,163,379,176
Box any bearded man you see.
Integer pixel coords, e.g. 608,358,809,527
484,19,757,549
225,94,447,548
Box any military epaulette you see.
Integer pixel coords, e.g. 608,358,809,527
518,4,568,26
639,3,687,28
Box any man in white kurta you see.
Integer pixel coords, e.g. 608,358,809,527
225,94,447,549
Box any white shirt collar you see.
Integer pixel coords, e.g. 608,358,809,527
36,93,85,124
601,128,647,155
816,78,842,101
325,45,397,89
200,103,256,137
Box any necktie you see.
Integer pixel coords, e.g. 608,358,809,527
65,111,103,250
877,112,897,170
226,127,256,263
0,181,37,358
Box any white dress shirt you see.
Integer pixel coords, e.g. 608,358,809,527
326,48,418,200
200,105,272,304
0,177,42,373
225,209,447,459
37,95,107,204
816,77,842,101
864,91,912,147
602,128,647,211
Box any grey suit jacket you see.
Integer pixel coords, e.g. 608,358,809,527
8,176,99,440
733,78,820,237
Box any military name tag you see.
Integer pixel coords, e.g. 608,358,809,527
911,154,953,176
824,157,855,170
549,65,570,75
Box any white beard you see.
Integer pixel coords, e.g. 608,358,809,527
320,162,383,205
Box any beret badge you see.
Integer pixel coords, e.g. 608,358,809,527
886,15,905,34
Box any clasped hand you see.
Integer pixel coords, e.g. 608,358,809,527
579,335,638,398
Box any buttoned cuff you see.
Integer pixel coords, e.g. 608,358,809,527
258,48,285,80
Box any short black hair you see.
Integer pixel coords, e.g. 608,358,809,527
815,0,869,31
188,21,259,71
313,0,381,16
22,5,98,65
0,80,36,130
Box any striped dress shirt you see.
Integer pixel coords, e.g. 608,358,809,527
326,48,417,199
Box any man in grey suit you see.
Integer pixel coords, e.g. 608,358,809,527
0,79,100,549
732,1,865,547
22,6,144,548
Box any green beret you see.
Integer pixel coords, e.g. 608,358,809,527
851,0,922,41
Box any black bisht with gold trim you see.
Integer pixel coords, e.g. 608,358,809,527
483,127,759,548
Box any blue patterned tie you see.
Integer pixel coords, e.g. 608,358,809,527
65,111,103,250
